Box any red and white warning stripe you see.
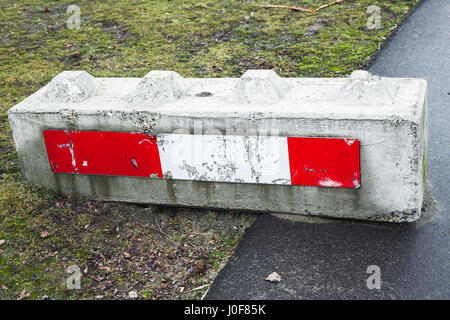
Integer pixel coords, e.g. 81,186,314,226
43,130,360,188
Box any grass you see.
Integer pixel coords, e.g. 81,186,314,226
0,0,420,299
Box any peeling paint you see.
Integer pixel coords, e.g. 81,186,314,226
69,139,76,169
319,178,343,188
43,130,162,177
345,139,355,145
44,130,361,188
131,158,138,169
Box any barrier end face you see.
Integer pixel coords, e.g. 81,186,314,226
43,71,96,103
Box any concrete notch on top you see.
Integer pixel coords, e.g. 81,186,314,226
232,69,288,104
44,71,96,103
338,70,397,105
133,70,184,103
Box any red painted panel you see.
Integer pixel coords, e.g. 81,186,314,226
287,137,360,188
43,130,163,178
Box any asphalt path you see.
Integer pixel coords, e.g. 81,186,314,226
207,0,450,299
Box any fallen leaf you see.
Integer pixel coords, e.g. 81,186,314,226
43,6,51,13
128,291,138,299
0,240,5,245
72,51,82,58
99,266,111,272
1,285,8,290
40,231,49,239
17,289,30,300
265,272,281,283
193,261,206,275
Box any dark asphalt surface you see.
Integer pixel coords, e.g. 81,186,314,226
207,0,450,299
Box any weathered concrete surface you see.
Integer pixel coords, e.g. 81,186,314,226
207,0,450,299
8,69,428,221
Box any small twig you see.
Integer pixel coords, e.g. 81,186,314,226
251,4,313,13
313,0,346,12
154,217,170,238
149,225,171,238
191,232,212,236
190,284,210,292
117,213,196,248
201,287,209,300
117,213,169,239
130,280,143,290
171,274,184,285
251,0,346,14
153,217,196,248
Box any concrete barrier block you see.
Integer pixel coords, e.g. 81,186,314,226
8,70,428,222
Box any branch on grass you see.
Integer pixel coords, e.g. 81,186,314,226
117,212,196,248
251,4,314,13
251,0,346,14
201,287,209,300
154,216,170,238
152,215,196,248
314,0,346,12
189,284,210,292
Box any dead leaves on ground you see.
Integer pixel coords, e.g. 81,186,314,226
40,230,49,238
1,197,252,299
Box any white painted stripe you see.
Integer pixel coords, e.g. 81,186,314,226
157,133,291,185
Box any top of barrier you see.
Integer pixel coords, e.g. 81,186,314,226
9,69,427,121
